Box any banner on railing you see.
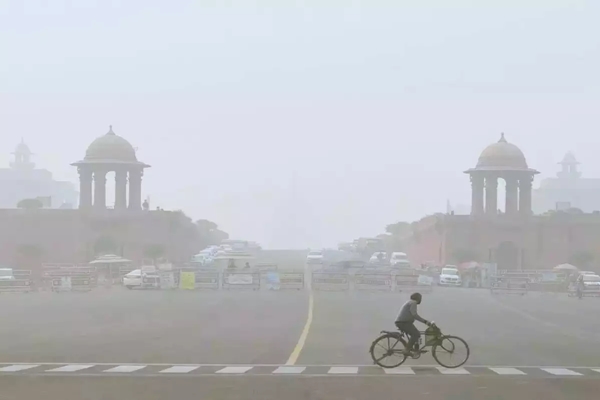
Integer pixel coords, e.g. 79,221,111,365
312,272,349,291
223,272,260,290
180,271,196,290
279,272,304,290
354,273,392,291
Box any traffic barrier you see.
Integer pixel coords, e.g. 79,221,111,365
222,271,260,290
311,272,350,291
278,272,304,290
0,270,33,293
194,270,220,289
44,266,96,292
490,276,528,295
394,274,420,292
353,272,392,291
416,274,434,293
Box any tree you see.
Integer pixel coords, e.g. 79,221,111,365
17,198,43,209
385,222,412,237
452,248,480,264
16,244,43,270
569,251,594,269
93,236,118,255
143,244,166,262
195,219,229,249
17,243,42,258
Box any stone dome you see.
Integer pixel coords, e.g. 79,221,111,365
14,139,31,155
560,151,578,165
84,126,137,162
476,133,528,170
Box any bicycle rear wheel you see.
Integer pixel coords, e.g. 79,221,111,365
369,333,407,368
432,335,470,368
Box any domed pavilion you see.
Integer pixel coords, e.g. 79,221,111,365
465,133,538,216
71,126,150,210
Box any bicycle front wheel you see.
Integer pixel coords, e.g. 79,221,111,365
369,333,407,368
432,335,470,368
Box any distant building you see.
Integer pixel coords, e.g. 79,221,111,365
533,152,600,213
0,140,78,208
0,127,198,269
403,134,600,271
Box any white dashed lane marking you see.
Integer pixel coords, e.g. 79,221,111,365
215,366,253,374
437,367,470,375
384,367,415,375
46,364,95,372
328,367,359,374
103,365,147,373
489,367,526,375
0,363,599,377
272,366,306,374
0,364,39,372
541,368,582,376
159,366,200,374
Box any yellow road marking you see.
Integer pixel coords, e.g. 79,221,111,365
285,291,314,365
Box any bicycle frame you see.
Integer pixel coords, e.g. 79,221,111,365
393,326,444,350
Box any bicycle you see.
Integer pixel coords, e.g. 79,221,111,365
369,323,470,369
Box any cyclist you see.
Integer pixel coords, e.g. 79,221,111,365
395,292,433,355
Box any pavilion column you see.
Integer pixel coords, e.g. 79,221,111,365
128,169,142,210
485,176,498,215
519,175,533,215
78,167,93,209
505,177,519,215
114,169,128,210
93,170,107,209
470,174,484,216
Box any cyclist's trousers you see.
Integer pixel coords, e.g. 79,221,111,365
395,321,420,350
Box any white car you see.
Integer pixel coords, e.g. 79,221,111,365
369,252,388,263
439,266,462,286
123,269,143,289
582,274,600,289
306,250,324,264
390,252,410,268
0,268,15,281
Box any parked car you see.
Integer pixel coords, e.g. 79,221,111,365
439,266,462,286
306,250,324,264
123,269,143,289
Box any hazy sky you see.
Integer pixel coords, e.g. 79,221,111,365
1,1,599,248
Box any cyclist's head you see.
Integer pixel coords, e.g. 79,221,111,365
410,292,422,304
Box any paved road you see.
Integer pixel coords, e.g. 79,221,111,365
1,278,600,399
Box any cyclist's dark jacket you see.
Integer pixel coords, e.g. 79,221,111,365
395,299,427,324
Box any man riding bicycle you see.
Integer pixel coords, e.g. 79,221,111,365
395,292,433,355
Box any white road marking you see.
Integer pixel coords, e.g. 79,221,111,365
0,364,39,372
272,366,306,374
541,368,582,376
437,367,470,375
215,366,253,374
159,366,200,373
328,367,359,374
384,367,415,375
103,365,147,373
593,369,600,374
46,364,95,372
489,367,526,375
